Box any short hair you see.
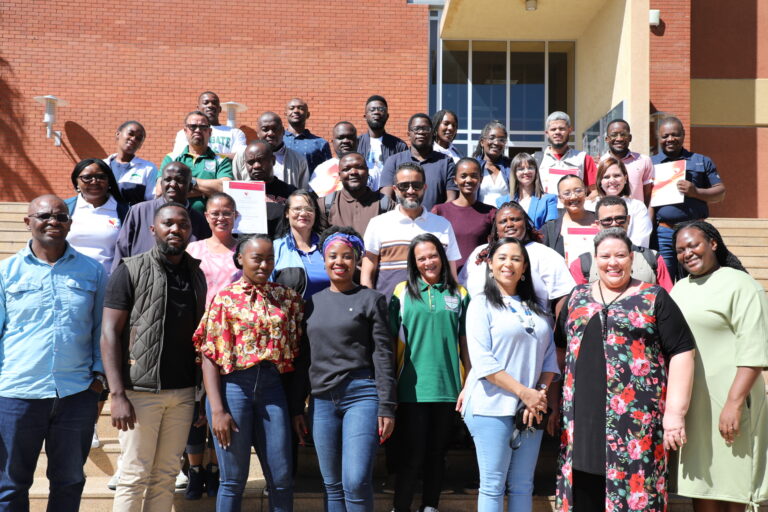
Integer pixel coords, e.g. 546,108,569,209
473,120,507,159
596,156,631,197
206,192,236,209
595,195,629,216
606,118,630,134
233,234,273,270
395,162,425,181
185,110,209,124
365,95,388,108
161,161,192,178
431,109,459,138
245,139,274,156
116,120,145,135
339,151,366,167
333,120,356,131
658,116,685,134
594,227,632,252
545,111,571,129
508,152,545,198
406,233,458,300
70,158,125,203
198,91,219,103
153,201,188,221
408,113,432,130
258,111,283,126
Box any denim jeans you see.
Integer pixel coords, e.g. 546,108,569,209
656,225,678,280
207,362,293,512
0,389,99,512
310,372,379,512
464,407,544,512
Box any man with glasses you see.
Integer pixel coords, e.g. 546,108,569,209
171,91,246,159
362,162,460,298
568,195,672,290
601,119,654,205
0,194,107,512
380,113,459,210
241,140,297,236
536,111,598,195
160,110,234,213
113,162,210,272
356,95,408,191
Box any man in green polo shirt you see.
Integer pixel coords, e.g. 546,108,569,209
159,110,233,213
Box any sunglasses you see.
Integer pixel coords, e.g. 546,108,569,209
598,215,629,227
28,212,71,222
186,124,210,132
395,181,425,192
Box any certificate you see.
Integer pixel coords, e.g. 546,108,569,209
650,161,686,207
223,181,268,234
308,158,341,198
544,167,580,195
563,225,600,266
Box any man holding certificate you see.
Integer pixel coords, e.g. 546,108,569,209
651,116,726,279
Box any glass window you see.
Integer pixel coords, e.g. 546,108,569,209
428,16,439,114
442,41,469,123
509,42,546,133
548,42,575,118
471,41,507,131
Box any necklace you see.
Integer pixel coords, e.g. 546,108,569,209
597,280,630,339
505,297,536,335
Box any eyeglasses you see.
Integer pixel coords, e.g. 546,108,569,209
289,206,315,214
207,210,235,219
367,106,387,113
28,212,71,222
560,188,585,198
78,174,109,183
185,124,210,132
409,126,431,134
395,181,425,192
485,136,508,144
598,215,629,227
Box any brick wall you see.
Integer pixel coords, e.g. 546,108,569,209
0,1,429,202
649,0,691,142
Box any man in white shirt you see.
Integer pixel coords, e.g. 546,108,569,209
171,91,246,158
361,162,461,298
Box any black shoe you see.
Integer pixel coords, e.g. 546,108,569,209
205,463,220,497
185,465,206,500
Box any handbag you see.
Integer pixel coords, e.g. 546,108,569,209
514,402,552,432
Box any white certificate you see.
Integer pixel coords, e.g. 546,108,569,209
650,161,686,208
563,225,600,266
223,181,268,234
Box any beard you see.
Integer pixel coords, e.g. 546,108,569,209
547,136,568,150
366,118,385,130
397,194,422,209
157,239,187,256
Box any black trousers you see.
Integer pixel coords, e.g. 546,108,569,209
393,402,456,512
572,469,606,511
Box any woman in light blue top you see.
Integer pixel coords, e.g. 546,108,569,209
495,152,558,229
460,237,559,512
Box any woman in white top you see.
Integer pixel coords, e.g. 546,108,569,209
65,158,129,274
431,109,462,163
474,121,511,207
460,237,559,512
586,156,653,247
104,121,158,205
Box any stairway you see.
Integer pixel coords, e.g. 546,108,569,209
709,217,768,291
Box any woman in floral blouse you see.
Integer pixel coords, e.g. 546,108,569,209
554,228,695,511
193,234,303,512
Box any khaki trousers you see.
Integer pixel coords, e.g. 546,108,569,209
113,387,195,512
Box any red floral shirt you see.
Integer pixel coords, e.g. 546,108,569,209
193,279,304,375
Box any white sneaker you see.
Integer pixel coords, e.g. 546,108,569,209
108,471,120,491
91,430,100,449
175,470,189,489
422,507,439,512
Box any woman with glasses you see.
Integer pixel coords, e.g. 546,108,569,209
671,221,768,511
432,109,462,163
104,121,159,205
272,189,329,299
65,158,129,274
460,237,559,511
183,192,242,499
554,228,695,511
588,156,653,248
494,152,558,230
542,175,596,265
473,121,511,207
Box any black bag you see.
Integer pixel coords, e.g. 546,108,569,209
514,402,552,431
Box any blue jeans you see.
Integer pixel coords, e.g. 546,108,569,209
310,373,379,512
0,389,99,512
207,363,293,512
655,225,678,280
464,407,543,512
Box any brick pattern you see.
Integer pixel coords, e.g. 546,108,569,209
0,1,429,202
649,0,691,141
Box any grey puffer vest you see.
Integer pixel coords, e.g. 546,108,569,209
121,245,206,392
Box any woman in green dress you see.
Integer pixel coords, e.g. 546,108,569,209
671,220,768,511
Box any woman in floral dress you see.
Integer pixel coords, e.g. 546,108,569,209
193,234,303,512
554,228,696,511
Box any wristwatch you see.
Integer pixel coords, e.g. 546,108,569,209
94,373,109,391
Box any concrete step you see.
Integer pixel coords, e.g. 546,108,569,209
0,202,28,213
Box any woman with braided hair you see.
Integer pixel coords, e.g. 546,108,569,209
671,221,768,511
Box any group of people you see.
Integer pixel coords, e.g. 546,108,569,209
0,89,766,512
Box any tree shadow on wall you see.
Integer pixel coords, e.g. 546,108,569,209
63,121,108,161
0,57,52,201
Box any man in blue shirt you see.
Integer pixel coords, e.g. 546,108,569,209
0,194,107,512
651,116,726,279
283,98,332,174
